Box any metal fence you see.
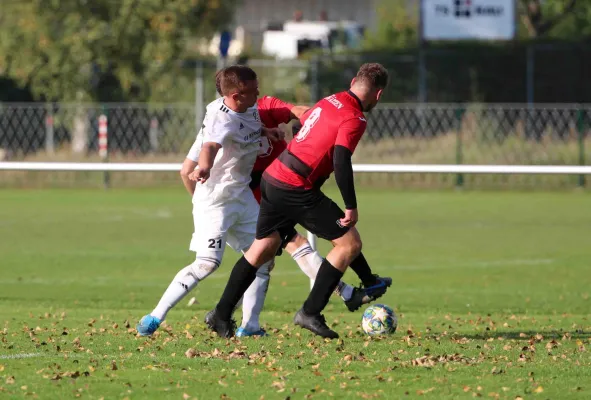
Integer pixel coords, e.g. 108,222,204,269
0,103,589,189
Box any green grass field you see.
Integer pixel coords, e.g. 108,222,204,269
0,188,590,399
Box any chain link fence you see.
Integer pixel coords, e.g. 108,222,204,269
0,103,589,189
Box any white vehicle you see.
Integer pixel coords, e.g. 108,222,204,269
262,20,365,59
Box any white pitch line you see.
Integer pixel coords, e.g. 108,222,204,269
0,353,43,360
470,258,554,268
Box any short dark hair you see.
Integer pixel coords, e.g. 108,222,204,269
355,63,389,89
218,65,257,96
215,69,223,96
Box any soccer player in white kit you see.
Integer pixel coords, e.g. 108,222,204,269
136,66,276,336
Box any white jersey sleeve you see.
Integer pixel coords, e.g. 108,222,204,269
202,109,236,146
192,98,262,205
186,132,204,161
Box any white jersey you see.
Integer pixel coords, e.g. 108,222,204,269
187,98,262,205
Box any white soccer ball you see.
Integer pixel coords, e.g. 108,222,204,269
362,304,397,336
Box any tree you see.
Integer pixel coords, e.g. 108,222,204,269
0,0,237,102
362,0,418,50
520,0,579,38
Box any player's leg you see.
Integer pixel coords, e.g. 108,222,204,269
284,232,391,311
227,191,275,337
284,232,352,298
238,257,274,335
209,181,295,338
136,206,231,336
292,191,380,338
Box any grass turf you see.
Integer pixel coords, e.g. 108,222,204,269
0,188,589,399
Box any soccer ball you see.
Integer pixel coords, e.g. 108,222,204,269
362,304,397,336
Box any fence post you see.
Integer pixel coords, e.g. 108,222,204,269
149,117,159,153
45,104,54,155
98,108,110,189
195,60,205,126
455,107,464,188
577,109,586,188
310,55,320,103
307,56,320,291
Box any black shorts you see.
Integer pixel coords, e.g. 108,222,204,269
256,178,349,241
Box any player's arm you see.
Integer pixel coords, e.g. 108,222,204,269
191,112,232,183
290,105,310,120
195,142,222,182
181,134,204,195
261,126,284,142
180,158,198,196
264,96,310,124
334,117,367,227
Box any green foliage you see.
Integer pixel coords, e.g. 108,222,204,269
362,0,418,50
538,0,591,38
0,0,237,102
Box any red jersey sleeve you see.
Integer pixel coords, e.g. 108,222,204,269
335,116,367,153
260,96,294,125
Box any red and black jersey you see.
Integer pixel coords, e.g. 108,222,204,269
253,96,294,173
249,96,295,202
264,90,366,190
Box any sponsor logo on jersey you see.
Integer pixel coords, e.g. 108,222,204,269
243,128,261,142
326,95,343,109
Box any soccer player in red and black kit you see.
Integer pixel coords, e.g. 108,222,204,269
209,63,391,339
201,73,391,336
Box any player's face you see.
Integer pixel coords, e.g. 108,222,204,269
236,80,259,109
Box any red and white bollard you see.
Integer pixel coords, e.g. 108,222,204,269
98,114,108,159
45,114,54,155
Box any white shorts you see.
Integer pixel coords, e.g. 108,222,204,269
189,190,259,263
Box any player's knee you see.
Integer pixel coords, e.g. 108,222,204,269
189,256,221,281
335,229,362,260
350,236,362,256
245,235,281,266
292,233,308,248
284,233,307,254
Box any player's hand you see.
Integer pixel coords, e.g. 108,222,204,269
263,127,285,142
189,168,210,183
340,208,358,228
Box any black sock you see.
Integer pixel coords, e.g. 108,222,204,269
349,252,376,287
303,259,344,315
215,256,258,320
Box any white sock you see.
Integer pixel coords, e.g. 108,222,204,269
335,281,355,301
291,243,355,300
240,260,273,332
150,257,219,321
291,243,323,280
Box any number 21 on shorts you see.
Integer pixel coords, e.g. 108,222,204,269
208,238,222,249
295,108,322,142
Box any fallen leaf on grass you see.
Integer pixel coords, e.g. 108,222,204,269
533,386,544,393
416,387,435,395
185,348,197,358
